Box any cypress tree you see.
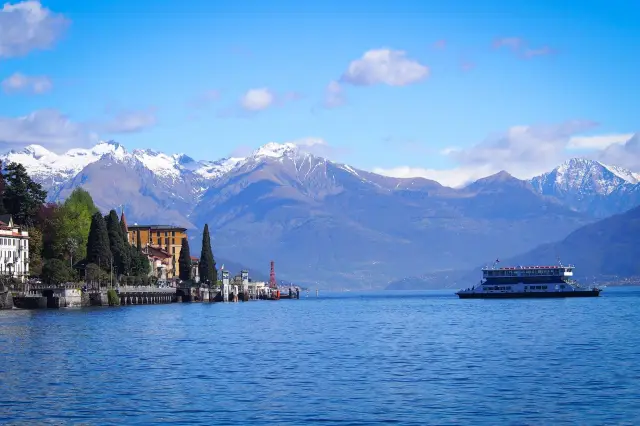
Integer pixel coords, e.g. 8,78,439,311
117,214,131,274
0,160,6,215
105,210,126,275
178,237,192,281
86,212,111,269
136,231,142,250
198,224,217,285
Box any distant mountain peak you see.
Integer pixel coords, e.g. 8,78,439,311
18,144,52,159
251,142,299,159
470,170,517,185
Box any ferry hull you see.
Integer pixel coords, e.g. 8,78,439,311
457,290,601,299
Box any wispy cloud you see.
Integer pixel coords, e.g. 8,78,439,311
568,133,635,150
340,48,429,87
373,120,631,187
1,72,52,94
493,37,554,59
432,39,447,50
0,0,69,58
492,37,524,50
99,108,157,134
523,46,555,58
0,109,96,151
323,80,346,109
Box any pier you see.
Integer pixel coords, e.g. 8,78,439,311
4,265,302,310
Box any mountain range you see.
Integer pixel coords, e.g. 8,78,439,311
387,203,640,290
3,140,640,289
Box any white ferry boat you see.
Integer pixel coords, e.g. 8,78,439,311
456,262,602,299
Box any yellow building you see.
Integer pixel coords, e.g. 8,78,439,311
120,211,188,278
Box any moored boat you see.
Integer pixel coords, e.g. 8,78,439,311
456,261,602,299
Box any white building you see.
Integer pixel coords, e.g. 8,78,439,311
0,215,29,282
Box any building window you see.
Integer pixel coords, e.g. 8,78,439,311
172,238,175,244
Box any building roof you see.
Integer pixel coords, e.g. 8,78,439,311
145,244,172,259
127,224,187,231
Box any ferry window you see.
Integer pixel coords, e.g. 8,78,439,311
560,285,565,289
542,286,547,289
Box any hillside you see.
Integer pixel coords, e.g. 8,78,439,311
387,204,640,290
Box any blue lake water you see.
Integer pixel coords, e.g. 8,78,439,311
2,288,640,425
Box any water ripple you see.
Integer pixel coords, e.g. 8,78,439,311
1,289,640,424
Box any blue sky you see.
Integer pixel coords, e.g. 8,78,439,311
1,0,639,185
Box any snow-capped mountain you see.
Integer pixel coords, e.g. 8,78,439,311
530,158,640,197
529,158,640,217
3,140,634,288
2,142,129,190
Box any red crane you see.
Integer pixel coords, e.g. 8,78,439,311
268,260,280,300
269,260,277,288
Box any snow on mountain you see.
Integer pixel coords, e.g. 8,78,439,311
195,157,245,180
252,142,298,159
530,157,640,196
2,141,128,187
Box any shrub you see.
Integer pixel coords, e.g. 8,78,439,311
107,289,120,306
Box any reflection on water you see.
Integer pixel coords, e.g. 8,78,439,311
2,288,640,424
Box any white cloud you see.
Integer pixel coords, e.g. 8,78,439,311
100,109,157,134
597,134,640,170
373,165,493,188
374,121,637,188
567,133,634,150
340,48,429,86
240,88,275,111
2,72,52,94
323,80,346,108
0,109,96,151
0,1,69,58
281,137,346,159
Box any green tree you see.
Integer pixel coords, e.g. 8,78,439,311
104,210,127,275
2,162,47,226
0,160,6,215
178,237,192,281
86,212,111,269
41,258,73,285
118,215,131,274
129,244,150,276
198,224,217,285
51,188,98,264
28,226,44,276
